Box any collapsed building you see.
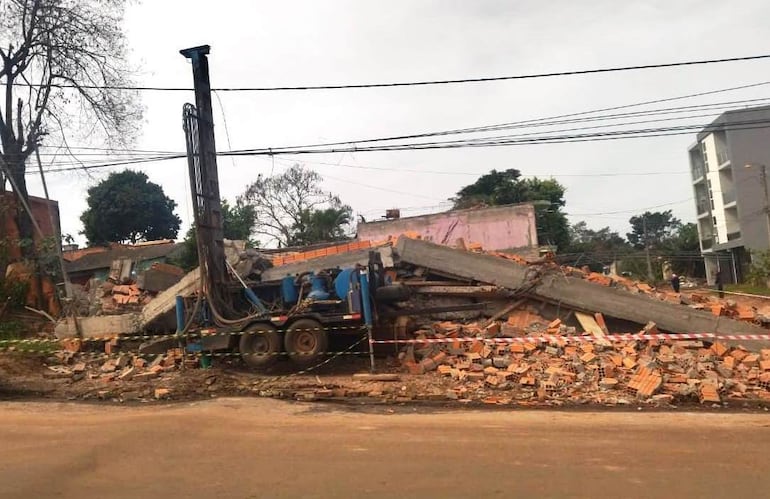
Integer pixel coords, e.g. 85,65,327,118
47,227,770,405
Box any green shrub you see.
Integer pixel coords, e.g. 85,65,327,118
0,320,24,340
0,278,28,309
747,250,770,288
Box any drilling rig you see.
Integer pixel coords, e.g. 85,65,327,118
178,45,387,369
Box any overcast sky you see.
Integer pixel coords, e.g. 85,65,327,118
25,0,770,247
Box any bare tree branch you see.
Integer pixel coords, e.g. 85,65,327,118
0,0,142,254
240,164,350,247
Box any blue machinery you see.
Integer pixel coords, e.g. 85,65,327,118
359,269,376,371
177,264,379,371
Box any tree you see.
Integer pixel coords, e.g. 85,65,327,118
221,199,258,242
452,169,570,250
623,212,703,280
568,221,629,253
560,222,630,271
175,199,259,271
627,210,681,250
0,0,140,257
80,170,180,245
289,205,352,246
240,164,352,247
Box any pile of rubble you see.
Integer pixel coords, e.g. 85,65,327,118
41,343,188,400
70,262,186,317
399,318,770,405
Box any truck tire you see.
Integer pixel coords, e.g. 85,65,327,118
285,319,328,367
239,323,282,369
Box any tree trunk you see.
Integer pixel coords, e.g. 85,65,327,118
6,156,35,259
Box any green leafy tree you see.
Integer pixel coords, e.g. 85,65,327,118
221,199,258,242
622,212,702,280
80,170,180,245
240,164,351,247
289,206,352,246
560,222,630,272
0,0,140,258
452,169,570,250
175,199,259,270
627,210,682,250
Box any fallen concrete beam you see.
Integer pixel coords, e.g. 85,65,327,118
261,246,395,282
395,236,769,337
140,267,201,328
55,314,141,339
409,285,503,296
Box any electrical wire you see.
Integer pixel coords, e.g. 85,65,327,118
35,81,770,159
19,53,770,92
28,117,770,175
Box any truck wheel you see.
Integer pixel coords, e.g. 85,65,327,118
239,323,282,369
285,319,328,367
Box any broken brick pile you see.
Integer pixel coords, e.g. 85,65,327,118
43,342,189,400
400,320,770,405
100,283,151,311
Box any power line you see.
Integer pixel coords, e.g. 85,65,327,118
31,82,770,161
28,94,770,163
274,154,690,178
219,118,770,156
566,198,694,217
21,53,770,92
35,82,770,159
30,118,770,175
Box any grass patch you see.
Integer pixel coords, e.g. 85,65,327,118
0,320,24,341
725,284,770,297
0,320,58,354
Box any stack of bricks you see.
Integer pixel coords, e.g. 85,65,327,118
400,321,770,405
97,282,152,314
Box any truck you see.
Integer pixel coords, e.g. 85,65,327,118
195,252,396,369
175,46,412,370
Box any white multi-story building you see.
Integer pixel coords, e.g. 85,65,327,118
688,105,770,284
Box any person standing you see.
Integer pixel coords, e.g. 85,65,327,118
670,273,681,293
715,272,724,298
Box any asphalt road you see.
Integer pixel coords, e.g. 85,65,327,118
1,398,769,498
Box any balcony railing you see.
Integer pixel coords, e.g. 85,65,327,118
722,190,736,205
691,165,705,181
716,149,730,165
701,237,714,250
696,199,709,215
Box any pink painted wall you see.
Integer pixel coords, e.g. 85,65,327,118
357,204,538,251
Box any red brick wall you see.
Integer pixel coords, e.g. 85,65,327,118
0,192,60,261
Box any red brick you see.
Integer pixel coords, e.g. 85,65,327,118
711,342,729,357
699,384,721,404
432,352,448,366
404,361,424,375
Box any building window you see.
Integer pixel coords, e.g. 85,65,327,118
713,216,717,226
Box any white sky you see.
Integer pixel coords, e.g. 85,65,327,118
24,0,770,247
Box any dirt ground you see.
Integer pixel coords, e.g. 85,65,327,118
2,397,770,499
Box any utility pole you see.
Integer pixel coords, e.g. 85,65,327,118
760,164,770,250
643,215,654,282
180,45,227,296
